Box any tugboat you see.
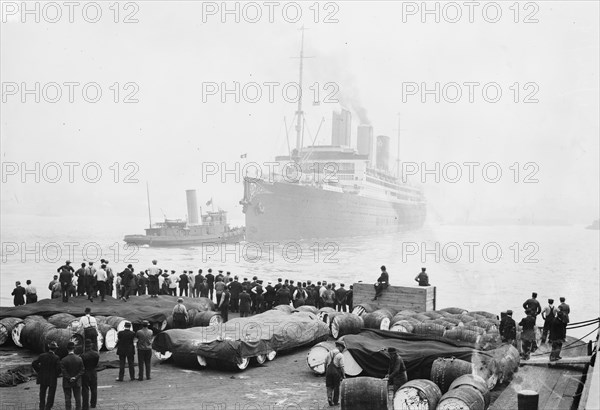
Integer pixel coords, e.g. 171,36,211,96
124,188,245,247
586,219,599,230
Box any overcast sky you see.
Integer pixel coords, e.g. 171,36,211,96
1,1,598,226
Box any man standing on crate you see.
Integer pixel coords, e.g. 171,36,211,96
324,341,346,406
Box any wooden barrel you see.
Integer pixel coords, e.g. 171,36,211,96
443,328,481,344
462,325,486,335
47,313,77,328
318,307,336,324
67,319,83,334
331,314,364,339
517,390,539,410
389,320,415,333
430,357,473,393
192,311,223,327
0,318,24,345
440,307,468,315
11,322,26,347
351,303,378,316
306,341,336,374
376,307,398,317
24,315,45,323
422,311,443,320
20,320,56,352
469,311,498,320
437,386,485,410
295,305,318,314
340,377,387,410
342,349,363,376
98,324,118,351
496,344,520,383
431,319,457,330
94,315,107,325
448,374,491,407
105,316,128,332
363,310,392,331
412,322,446,337
44,328,84,358
273,304,294,314
393,379,442,410
327,312,345,329
397,310,418,317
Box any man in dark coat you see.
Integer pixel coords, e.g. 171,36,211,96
373,265,390,300
58,261,74,302
178,271,189,297
414,267,430,286
325,341,345,406
194,269,205,297
115,322,136,381
522,292,542,320
11,281,26,306
499,310,517,346
264,281,276,310
228,276,243,312
80,339,99,410
252,280,265,313
347,285,354,312
120,265,134,301
558,297,570,324
239,289,251,317
32,341,61,410
335,284,348,312
60,341,85,410
75,264,86,296
276,285,291,307
384,347,408,393
137,272,147,295
218,288,231,322
519,311,537,360
205,269,215,301
549,311,567,361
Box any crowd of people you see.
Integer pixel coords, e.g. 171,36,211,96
498,292,571,362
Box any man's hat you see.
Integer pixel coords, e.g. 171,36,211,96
124,322,131,328
66,260,71,264
183,270,187,273
171,270,175,273
48,341,58,350
234,276,239,279
268,281,272,284
506,310,513,315
548,298,554,303
67,341,75,350
127,264,133,269
142,320,150,327
177,298,184,303
152,259,157,264
101,259,106,263
218,270,223,273
244,278,248,281
253,276,258,280
84,307,91,313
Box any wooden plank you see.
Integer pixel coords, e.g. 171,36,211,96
523,355,592,367
352,283,435,313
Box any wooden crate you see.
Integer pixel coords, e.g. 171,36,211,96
352,283,436,312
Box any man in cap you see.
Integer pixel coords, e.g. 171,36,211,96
79,308,98,351
49,275,59,299
214,275,226,305
115,322,136,382
75,263,86,297
146,260,161,298
541,298,556,344
58,260,75,302
60,341,84,410
104,260,115,297
499,310,517,346
558,297,570,324
172,298,189,329
120,265,135,301
32,341,61,410
94,264,108,302
519,310,537,360
335,284,347,312
205,269,215,301
414,267,430,286
228,276,242,313
324,341,345,406
80,339,99,410
384,347,408,394
218,286,231,322
372,265,390,301
522,292,542,320
136,320,153,380
264,281,276,310
549,310,567,361
11,281,26,306
194,269,205,297
84,262,97,302
178,270,189,297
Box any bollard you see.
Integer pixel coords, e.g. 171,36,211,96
517,390,539,410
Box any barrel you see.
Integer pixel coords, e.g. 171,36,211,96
105,316,128,332
318,307,336,324
340,377,387,410
187,309,199,325
0,318,24,345
327,312,345,329
44,328,84,358
391,314,421,326
47,313,78,328
192,311,223,327
397,310,418,317
437,386,486,410
412,313,431,323
351,303,378,316
24,315,45,323
331,314,364,339
376,307,398,317
517,390,539,410
389,320,415,333
430,357,473,393
11,322,26,347
20,320,56,352
422,311,443,320
431,319,457,330
443,328,481,344
440,307,468,315
99,323,118,351
295,305,318,314
306,341,336,374
412,322,446,337
462,325,486,335
342,349,364,376
273,304,294,314
393,379,442,410
94,315,107,325
469,311,498,321
363,310,392,331
448,374,490,407
495,344,520,383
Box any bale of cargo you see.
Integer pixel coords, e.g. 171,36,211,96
391,314,421,326
469,311,498,321
20,320,56,353
363,311,392,331
431,319,457,330
47,313,78,328
393,379,442,410
24,315,45,323
478,333,502,351
105,316,128,332
98,323,118,351
422,311,443,320
187,309,198,325
436,386,486,410
439,307,468,315
94,315,107,325
340,377,387,410
351,303,378,316
331,314,363,339
389,320,415,333
295,305,318,314
443,328,481,344
273,304,294,314
306,341,336,374
461,325,486,335
475,320,497,332
493,344,520,383
397,310,418,317
458,314,477,325
0,318,24,346
434,310,452,318
411,313,431,323
376,307,398,317
439,317,462,326
412,323,446,337
448,374,491,408
44,328,85,358
192,311,223,327
430,357,473,393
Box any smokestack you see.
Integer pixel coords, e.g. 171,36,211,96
186,190,199,225
376,135,390,172
357,125,373,163
332,109,352,146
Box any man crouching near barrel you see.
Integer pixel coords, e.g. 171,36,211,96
383,347,408,395
325,341,346,406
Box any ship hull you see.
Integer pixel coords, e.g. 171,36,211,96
123,231,245,247
243,181,426,242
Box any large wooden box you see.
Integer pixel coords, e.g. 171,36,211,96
352,283,436,312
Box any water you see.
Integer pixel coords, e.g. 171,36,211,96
2,215,598,340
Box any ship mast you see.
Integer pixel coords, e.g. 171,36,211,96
146,182,152,228
295,26,307,153
397,113,401,179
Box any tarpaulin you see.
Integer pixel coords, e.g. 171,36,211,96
340,329,493,380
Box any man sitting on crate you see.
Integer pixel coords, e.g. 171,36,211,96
372,265,390,301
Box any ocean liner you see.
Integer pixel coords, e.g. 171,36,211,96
240,32,426,242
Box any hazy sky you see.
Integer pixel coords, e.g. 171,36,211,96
1,1,598,226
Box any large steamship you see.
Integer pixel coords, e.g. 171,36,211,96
240,33,426,242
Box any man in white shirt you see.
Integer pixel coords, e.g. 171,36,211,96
147,260,161,298
25,280,38,304
168,271,178,296
79,308,99,351
85,262,97,301
95,265,108,302
325,341,345,406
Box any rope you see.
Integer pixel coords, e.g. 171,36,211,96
567,317,600,327
528,324,600,358
567,319,600,330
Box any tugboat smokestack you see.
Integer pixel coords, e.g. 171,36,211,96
186,190,199,225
